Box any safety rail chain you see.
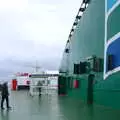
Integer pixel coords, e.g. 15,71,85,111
66,0,90,46
29,85,58,96
30,85,63,87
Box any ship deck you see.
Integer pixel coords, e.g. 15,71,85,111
0,90,120,120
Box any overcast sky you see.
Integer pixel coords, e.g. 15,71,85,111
0,0,82,78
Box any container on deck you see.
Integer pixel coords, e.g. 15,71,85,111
12,79,17,90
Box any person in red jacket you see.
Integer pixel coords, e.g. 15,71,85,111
1,82,11,110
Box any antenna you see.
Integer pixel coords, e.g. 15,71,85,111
35,60,41,72
21,60,42,72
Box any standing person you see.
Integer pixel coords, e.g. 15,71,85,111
1,82,11,110
37,81,42,96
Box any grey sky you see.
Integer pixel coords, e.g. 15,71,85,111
0,0,82,78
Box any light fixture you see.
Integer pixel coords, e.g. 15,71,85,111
69,34,72,38
71,28,74,32
76,15,81,20
73,22,78,26
83,0,90,4
79,7,85,12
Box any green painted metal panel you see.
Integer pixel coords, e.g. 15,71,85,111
60,0,120,109
64,0,105,102
107,5,120,40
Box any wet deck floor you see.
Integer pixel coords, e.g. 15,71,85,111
0,91,120,120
